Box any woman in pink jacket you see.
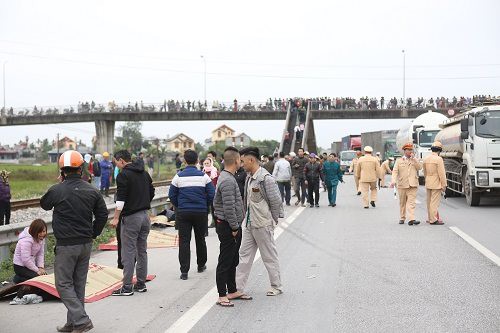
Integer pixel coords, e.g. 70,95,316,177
203,157,218,186
13,219,48,283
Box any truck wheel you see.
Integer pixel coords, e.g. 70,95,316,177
463,173,480,206
418,176,425,186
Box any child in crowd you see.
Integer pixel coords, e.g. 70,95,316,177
13,219,48,284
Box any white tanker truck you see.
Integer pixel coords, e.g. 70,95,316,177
435,105,500,206
396,110,448,184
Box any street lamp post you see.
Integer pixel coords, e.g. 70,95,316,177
200,55,207,107
402,50,406,108
2,61,7,111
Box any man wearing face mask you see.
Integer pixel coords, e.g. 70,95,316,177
391,143,422,225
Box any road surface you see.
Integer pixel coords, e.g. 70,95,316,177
1,176,499,332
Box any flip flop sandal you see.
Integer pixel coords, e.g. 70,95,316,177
266,288,283,296
230,294,253,300
216,300,234,307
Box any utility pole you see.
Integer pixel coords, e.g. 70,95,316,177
402,49,406,108
155,138,160,181
200,55,207,107
2,61,6,111
56,133,60,168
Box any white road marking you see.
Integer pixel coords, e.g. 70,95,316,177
449,226,500,266
165,206,306,333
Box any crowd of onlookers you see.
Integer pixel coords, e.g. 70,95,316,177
1,95,499,118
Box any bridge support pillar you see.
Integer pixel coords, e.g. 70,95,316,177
95,120,115,154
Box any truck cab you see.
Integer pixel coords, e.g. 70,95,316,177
340,150,357,173
460,107,500,204
436,105,500,206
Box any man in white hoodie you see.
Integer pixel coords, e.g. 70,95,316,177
272,152,292,206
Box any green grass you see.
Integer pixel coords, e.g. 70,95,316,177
2,163,60,200
3,162,177,200
9,180,56,200
150,162,177,181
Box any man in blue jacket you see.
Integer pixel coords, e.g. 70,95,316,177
322,153,344,207
168,150,215,280
99,152,113,197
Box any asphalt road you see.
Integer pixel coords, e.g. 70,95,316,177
0,176,499,333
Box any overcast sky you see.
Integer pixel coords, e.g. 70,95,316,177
1,0,499,149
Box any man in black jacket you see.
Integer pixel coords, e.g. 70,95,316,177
234,161,247,199
304,153,324,207
41,150,108,333
111,150,155,296
291,148,308,207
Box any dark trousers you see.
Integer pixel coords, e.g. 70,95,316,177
116,219,123,269
13,264,38,284
177,211,208,273
327,184,338,205
294,177,307,204
277,181,291,205
215,220,242,297
307,179,320,205
208,204,216,232
0,200,10,225
54,243,92,327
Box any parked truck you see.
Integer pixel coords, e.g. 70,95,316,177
435,105,500,206
341,135,361,151
396,110,448,184
361,130,399,161
331,141,342,156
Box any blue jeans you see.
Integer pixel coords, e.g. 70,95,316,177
327,184,338,205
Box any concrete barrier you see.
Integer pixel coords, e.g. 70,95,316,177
0,195,169,262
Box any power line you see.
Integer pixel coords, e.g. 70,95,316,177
1,50,499,81
1,39,500,69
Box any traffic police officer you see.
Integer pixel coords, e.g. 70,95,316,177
423,141,447,225
379,157,393,188
355,146,381,208
349,150,363,195
391,143,422,225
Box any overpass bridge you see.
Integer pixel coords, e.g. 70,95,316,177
0,106,456,154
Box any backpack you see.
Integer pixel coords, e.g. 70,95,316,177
93,160,101,177
261,174,285,219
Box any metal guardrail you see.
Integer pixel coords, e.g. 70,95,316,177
0,195,170,262
10,180,171,211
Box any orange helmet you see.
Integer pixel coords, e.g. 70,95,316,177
59,150,84,169
402,142,413,150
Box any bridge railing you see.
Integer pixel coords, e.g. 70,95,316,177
3,97,496,118
0,100,290,118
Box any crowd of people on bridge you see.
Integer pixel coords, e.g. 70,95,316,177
2,95,499,118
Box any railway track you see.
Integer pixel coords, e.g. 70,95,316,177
11,180,171,211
